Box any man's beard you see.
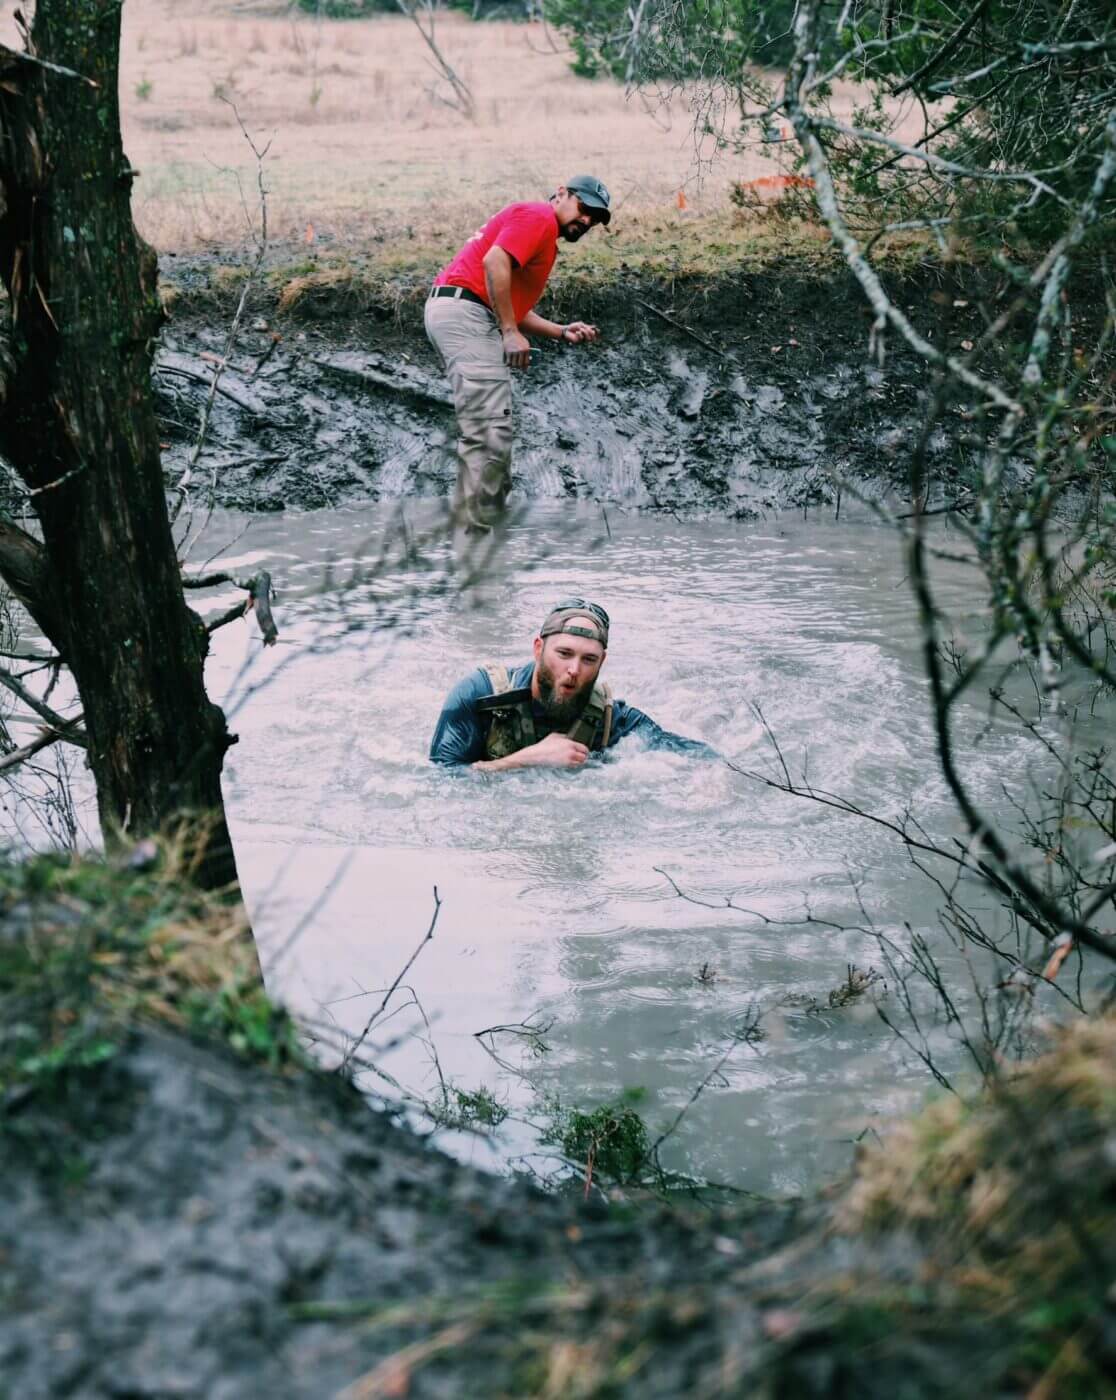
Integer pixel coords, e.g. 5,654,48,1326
559,221,587,242
537,658,594,726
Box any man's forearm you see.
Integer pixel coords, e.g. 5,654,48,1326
519,310,565,340
472,751,531,773
483,251,518,333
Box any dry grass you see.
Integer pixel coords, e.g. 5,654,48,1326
0,0,927,265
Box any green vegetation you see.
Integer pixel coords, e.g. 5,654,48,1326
0,838,298,1120
294,0,398,15
545,0,802,80
543,1087,652,1185
443,1084,510,1129
164,209,947,326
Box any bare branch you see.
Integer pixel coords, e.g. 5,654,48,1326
171,100,272,535
0,664,85,747
341,887,442,1072
0,725,67,774
395,0,475,121
0,41,98,86
191,569,278,647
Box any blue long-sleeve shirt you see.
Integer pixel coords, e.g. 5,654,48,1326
429,661,711,766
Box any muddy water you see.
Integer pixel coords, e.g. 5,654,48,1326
197,501,1074,1194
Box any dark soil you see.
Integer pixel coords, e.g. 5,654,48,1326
7,1002,1112,1398
154,258,986,517
1,1022,807,1399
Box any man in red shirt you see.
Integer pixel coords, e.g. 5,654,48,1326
425,176,611,533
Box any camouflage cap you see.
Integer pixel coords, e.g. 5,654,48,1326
539,598,609,647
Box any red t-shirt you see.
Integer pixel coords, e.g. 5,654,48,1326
435,202,559,324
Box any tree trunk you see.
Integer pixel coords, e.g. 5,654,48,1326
0,2,240,890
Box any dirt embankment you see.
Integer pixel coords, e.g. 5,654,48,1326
2,1026,806,1399
4,852,1115,1398
155,256,987,518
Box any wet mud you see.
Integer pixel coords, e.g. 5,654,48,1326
7,1001,1111,1398
2,1025,802,1399
156,263,968,518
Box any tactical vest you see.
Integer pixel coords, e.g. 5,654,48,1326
479,663,613,760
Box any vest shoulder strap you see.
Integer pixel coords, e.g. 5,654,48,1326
483,662,511,698
567,680,614,751
481,662,539,759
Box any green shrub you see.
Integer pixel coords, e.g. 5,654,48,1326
544,1088,651,1184
0,842,282,1117
295,0,399,16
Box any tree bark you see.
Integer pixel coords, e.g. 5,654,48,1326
0,3,240,890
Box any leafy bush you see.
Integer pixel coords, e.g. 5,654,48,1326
544,1088,651,1184
294,0,399,16
446,0,536,16
544,0,803,82
445,1084,510,1129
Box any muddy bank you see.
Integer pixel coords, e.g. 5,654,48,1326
4,850,1114,1398
155,259,984,517
1,1026,804,1399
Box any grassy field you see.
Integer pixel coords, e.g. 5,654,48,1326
0,0,928,279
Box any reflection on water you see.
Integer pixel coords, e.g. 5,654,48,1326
193,501,1090,1193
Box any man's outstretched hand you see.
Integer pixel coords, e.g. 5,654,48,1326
562,321,599,344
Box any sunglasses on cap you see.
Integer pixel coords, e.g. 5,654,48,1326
550,597,610,631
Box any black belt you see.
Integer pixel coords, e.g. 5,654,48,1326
429,285,489,309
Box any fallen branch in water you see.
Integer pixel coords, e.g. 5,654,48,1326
186,569,278,647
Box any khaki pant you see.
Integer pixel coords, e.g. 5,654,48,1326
424,295,513,530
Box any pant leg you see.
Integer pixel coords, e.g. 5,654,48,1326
424,297,513,529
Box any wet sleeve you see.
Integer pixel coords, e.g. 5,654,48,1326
493,207,553,269
605,701,717,758
429,670,491,766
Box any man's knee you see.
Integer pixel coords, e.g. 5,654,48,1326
459,411,512,465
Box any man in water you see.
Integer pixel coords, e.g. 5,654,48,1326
429,599,709,770
424,177,611,534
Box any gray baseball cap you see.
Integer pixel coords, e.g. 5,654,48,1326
566,174,611,225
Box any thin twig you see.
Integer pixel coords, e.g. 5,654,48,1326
635,298,732,359
0,42,99,85
0,726,67,774
0,666,86,747
171,99,272,535
341,887,443,1071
